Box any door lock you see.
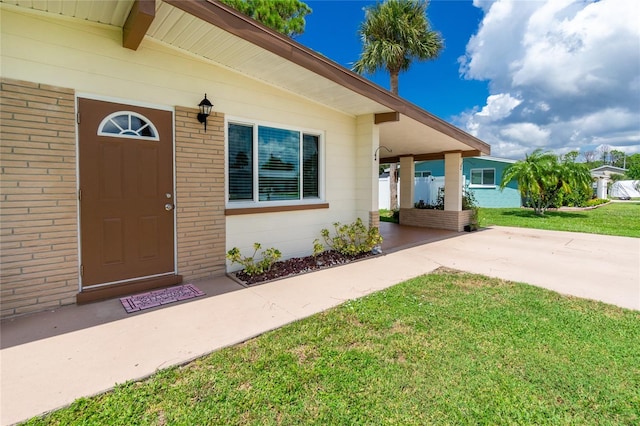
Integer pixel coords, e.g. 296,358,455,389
165,203,174,211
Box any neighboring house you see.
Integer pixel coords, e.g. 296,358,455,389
380,156,520,208
590,165,627,198
0,0,489,318
590,165,627,179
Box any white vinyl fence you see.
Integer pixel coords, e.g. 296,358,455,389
379,176,449,210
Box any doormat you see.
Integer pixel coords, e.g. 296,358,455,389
120,284,205,313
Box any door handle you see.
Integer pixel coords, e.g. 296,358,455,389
165,203,174,211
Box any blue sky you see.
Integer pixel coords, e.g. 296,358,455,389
296,0,640,160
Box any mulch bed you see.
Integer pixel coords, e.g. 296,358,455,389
233,250,378,286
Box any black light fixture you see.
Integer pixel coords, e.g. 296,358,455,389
374,145,392,160
197,94,213,132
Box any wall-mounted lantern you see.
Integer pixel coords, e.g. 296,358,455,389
197,94,213,132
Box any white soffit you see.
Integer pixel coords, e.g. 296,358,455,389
379,115,471,157
2,0,133,26
148,1,386,116
2,0,387,116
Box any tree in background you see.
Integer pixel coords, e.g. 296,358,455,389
582,150,598,168
500,149,593,215
353,0,443,210
609,149,627,168
220,0,311,37
597,144,611,165
562,150,580,163
625,154,640,179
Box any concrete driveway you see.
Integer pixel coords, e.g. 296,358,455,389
1,226,638,425
418,226,639,311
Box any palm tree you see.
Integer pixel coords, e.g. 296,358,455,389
353,0,443,210
353,0,443,94
500,149,593,215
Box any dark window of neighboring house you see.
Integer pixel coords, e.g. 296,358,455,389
470,168,495,186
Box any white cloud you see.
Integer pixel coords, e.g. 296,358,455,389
458,0,640,159
476,93,522,120
500,122,551,145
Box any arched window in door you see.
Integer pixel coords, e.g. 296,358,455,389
98,111,159,141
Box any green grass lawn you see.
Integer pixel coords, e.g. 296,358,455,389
24,270,640,425
479,202,640,238
379,208,399,223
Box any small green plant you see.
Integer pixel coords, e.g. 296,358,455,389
462,185,478,211
320,218,383,256
312,239,325,257
226,243,282,276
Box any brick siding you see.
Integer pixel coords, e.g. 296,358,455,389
1,78,78,318
399,208,473,232
174,108,226,280
369,210,380,228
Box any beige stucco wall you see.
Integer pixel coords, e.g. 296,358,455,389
1,6,376,280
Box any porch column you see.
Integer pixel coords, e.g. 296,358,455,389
596,177,608,199
399,156,415,209
444,152,462,211
355,114,380,227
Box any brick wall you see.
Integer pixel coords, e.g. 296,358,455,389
174,107,226,280
369,210,380,228
399,208,473,232
0,78,78,318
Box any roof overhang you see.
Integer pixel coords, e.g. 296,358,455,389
3,0,490,159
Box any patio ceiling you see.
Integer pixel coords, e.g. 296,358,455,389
3,0,490,160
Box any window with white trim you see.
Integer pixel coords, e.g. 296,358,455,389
470,168,495,186
227,121,322,204
98,111,159,140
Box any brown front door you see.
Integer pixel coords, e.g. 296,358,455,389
79,98,175,287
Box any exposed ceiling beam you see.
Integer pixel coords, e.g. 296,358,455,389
123,0,155,50
374,112,400,124
380,150,482,164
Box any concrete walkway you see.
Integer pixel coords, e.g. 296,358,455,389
1,226,638,425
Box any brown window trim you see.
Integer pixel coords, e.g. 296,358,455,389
226,203,329,216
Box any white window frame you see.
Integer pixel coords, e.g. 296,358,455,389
225,116,325,208
415,171,432,178
469,168,496,188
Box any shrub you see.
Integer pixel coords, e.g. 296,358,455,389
312,239,325,257
226,243,282,276
320,218,383,256
586,198,609,207
562,185,593,207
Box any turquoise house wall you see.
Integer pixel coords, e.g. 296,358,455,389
415,157,521,208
